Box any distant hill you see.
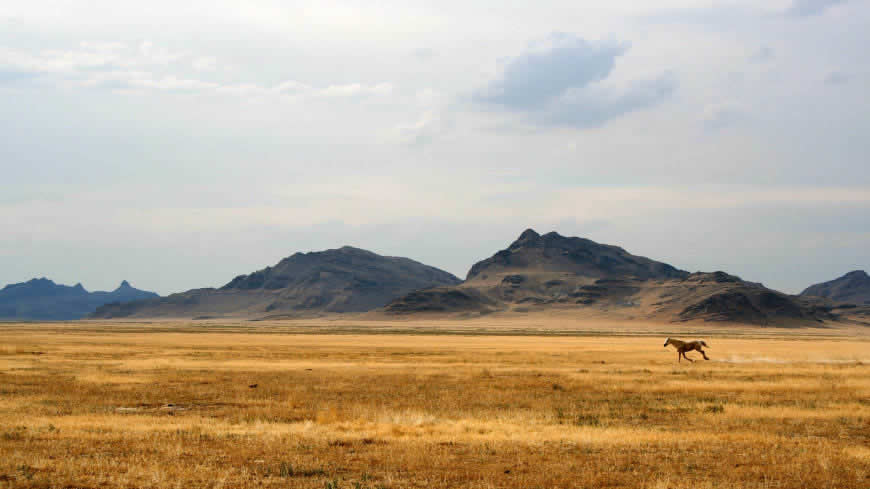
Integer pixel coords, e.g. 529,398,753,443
0,278,158,320
92,246,461,319
385,229,832,326
800,270,870,305
466,229,689,282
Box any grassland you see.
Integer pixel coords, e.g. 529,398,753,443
1,320,868,488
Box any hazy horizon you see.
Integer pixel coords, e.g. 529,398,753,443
2,0,868,296
2,225,866,296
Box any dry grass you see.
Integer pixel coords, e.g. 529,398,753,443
0,321,868,488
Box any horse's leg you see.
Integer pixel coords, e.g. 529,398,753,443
700,349,710,360
683,351,694,363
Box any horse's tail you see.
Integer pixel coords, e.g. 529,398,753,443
701,340,710,348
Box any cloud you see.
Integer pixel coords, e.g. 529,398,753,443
86,73,394,99
635,5,757,28
639,1,851,27
476,34,628,110
137,40,186,65
0,46,118,74
544,74,677,128
79,41,127,52
785,0,849,17
394,110,445,146
410,47,436,61
0,44,394,100
824,71,850,85
750,46,774,63
390,88,450,146
0,41,192,79
317,82,392,98
701,101,750,131
76,70,219,93
134,76,221,92
473,33,675,128
192,56,217,72
0,69,36,83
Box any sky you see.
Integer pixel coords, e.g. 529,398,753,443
1,0,868,295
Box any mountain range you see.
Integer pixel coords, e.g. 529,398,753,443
0,279,158,320
384,229,834,326
800,270,870,305
5,229,866,326
92,246,460,319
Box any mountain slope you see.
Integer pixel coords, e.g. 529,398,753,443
92,246,461,319
0,278,158,320
385,229,831,326
387,229,689,315
466,229,688,282
800,270,870,305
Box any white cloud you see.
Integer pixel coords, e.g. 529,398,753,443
317,82,393,98
136,40,185,65
133,75,219,92
0,46,118,74
192,56,217,72
0,44,396,100
410,47,437,60
0,41,190,76
700,101,750,130
394,110,443,146
749,45,774,63
138,40,152,53
79,41,127,52
785,0,850,17
824,71,850,85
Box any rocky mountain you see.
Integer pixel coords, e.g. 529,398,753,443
385,229,832,326
800,270,870,305
466,229,688,282
661,272,832,325
0,278,158,320
92,246,461,319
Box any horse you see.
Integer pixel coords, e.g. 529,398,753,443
664,338,710,363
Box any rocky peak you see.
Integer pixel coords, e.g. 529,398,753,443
467,228,688,281
510,229,542,248
685,271,742,283
800,270,870,304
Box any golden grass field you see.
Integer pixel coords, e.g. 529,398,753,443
1,319,868,488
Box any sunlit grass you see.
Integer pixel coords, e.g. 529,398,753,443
0,323,868,488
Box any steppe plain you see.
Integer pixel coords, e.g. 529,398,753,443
1,315,868,488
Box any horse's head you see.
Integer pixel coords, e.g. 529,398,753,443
663,337,671,347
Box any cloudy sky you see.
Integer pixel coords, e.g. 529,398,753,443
1,0,868,295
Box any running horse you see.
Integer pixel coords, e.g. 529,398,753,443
664,338,710,363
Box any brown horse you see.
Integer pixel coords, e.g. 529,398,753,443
664,338,710,363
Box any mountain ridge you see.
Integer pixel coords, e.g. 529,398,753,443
92,246,461,319
0,278,158,320
800,270,870,305
385,229,833,326
466,229,689,282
